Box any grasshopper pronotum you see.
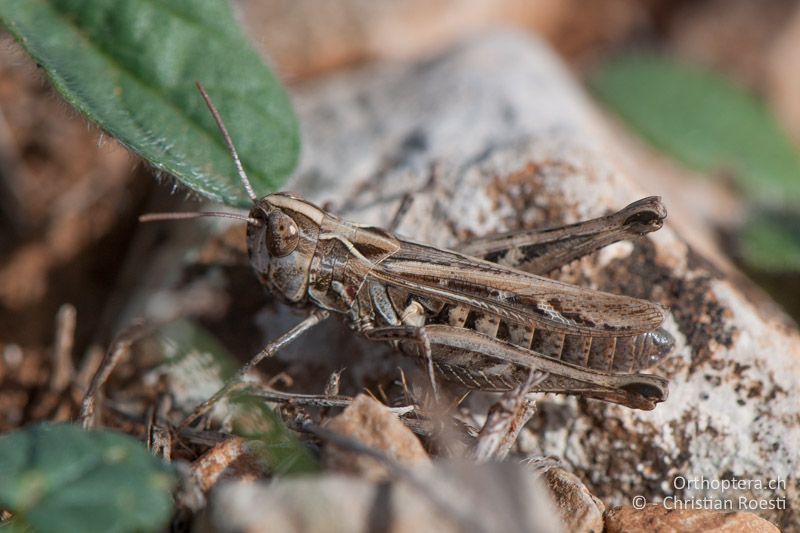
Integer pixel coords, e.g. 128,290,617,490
144,83,673,425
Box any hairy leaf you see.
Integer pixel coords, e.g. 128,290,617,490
0,423,176,533
0,0,299,206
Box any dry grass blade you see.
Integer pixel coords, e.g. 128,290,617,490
29,304,79,421
50,303,76,393
147,393,174,460
472,370,548,462
244,385,415,415
78,320,148,429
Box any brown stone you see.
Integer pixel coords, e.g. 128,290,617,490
542,467,604,533
322,394,430,479
605,505,780,533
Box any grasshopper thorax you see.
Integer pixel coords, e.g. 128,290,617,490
246,193,323,305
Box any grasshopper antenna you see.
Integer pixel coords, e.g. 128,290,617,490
137,84,263,226
139,211,260,225
195,81,258,203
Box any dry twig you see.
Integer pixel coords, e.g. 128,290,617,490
245,385,415,416
147,392,174,460
471,370,548,462
78,320,148,429
50,303,76,393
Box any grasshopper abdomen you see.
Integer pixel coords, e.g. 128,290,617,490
439,304,672,373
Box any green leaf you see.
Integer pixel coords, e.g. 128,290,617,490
591,53,800,209
0,0,299,207
0,423,176,533
740,210,800,272
230,395,318,476
158,322,316,474
160,319,238,381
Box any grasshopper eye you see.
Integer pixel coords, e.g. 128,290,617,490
266,211,300,257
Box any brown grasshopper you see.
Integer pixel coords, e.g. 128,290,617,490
145,84,673,422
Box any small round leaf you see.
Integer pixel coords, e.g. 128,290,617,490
0,423,177,533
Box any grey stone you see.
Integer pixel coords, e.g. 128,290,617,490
198,462,562,533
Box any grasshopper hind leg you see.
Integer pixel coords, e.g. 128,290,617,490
421,324,669,410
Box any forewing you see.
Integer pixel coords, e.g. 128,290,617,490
371,240,666,337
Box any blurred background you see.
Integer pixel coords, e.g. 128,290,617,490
1,0,799,408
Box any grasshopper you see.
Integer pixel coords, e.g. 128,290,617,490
146,84,673,421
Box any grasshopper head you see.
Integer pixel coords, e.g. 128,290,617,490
247,193,322,304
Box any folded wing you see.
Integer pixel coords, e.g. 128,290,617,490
371,241,666,337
